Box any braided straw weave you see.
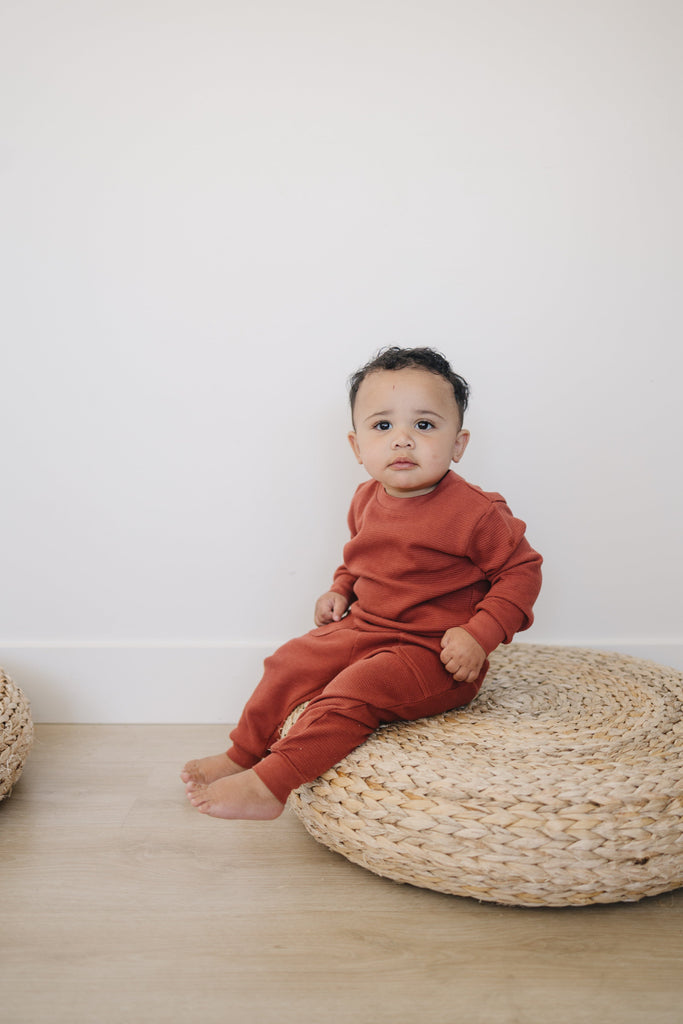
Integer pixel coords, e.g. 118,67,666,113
0,669,34,802
283,644,683,906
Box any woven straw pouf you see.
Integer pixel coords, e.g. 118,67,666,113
283,644,683,907
0,669,34,802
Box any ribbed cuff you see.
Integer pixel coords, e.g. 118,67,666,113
253,751,305,805
225,743,260,771
460,611,507,656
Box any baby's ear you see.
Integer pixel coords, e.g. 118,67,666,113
452,429,470,464
348,432,363,465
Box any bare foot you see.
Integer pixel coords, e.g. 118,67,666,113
180,752,244,789
186,769,284,821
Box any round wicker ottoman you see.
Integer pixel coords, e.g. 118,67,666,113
0,669,34,802
283,644,683,907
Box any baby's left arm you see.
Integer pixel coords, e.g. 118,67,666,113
458,500,543,657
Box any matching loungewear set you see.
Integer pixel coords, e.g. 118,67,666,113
226,470,543,803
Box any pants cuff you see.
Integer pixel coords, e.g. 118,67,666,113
253,752,304,805
226,743,260,771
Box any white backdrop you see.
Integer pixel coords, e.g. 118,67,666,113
2,1,681,721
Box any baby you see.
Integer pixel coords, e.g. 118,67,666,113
182,347,542,820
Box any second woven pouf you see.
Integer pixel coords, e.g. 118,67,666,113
283,644,683,907
1,669,34,802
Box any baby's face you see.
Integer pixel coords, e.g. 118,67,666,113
348,367,469,497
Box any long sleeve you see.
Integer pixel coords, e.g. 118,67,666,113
458,500,543,654
329,496,360,602
330,561,358,603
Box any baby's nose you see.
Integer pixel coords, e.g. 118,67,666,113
392,431,414,447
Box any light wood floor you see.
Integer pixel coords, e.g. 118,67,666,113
2,726,683,1024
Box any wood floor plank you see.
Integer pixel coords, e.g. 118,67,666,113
2,725,682,1024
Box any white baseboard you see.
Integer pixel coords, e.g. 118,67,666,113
0,642,277,724
523,640,683,673
2,639,682,724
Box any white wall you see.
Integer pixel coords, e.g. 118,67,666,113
2,1,681,722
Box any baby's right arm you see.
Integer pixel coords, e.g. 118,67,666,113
314,591,349,626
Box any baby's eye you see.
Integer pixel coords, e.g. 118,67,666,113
416,420,435,431
373,421,392,431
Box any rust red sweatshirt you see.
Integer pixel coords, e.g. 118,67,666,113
330,470,543,655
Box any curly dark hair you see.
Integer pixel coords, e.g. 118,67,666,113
348,346,470,426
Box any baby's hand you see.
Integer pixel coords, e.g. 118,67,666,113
440,627,487,683
314,591,349,626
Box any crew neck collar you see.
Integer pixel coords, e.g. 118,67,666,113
374,470,453,511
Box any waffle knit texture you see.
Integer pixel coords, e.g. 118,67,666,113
330,470,542,655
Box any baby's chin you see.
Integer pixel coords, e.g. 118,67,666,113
381,479,441,498
378,466,450,497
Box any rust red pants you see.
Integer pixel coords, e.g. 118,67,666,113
226,619,486,803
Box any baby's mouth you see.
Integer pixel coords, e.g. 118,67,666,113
389,458,417,468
